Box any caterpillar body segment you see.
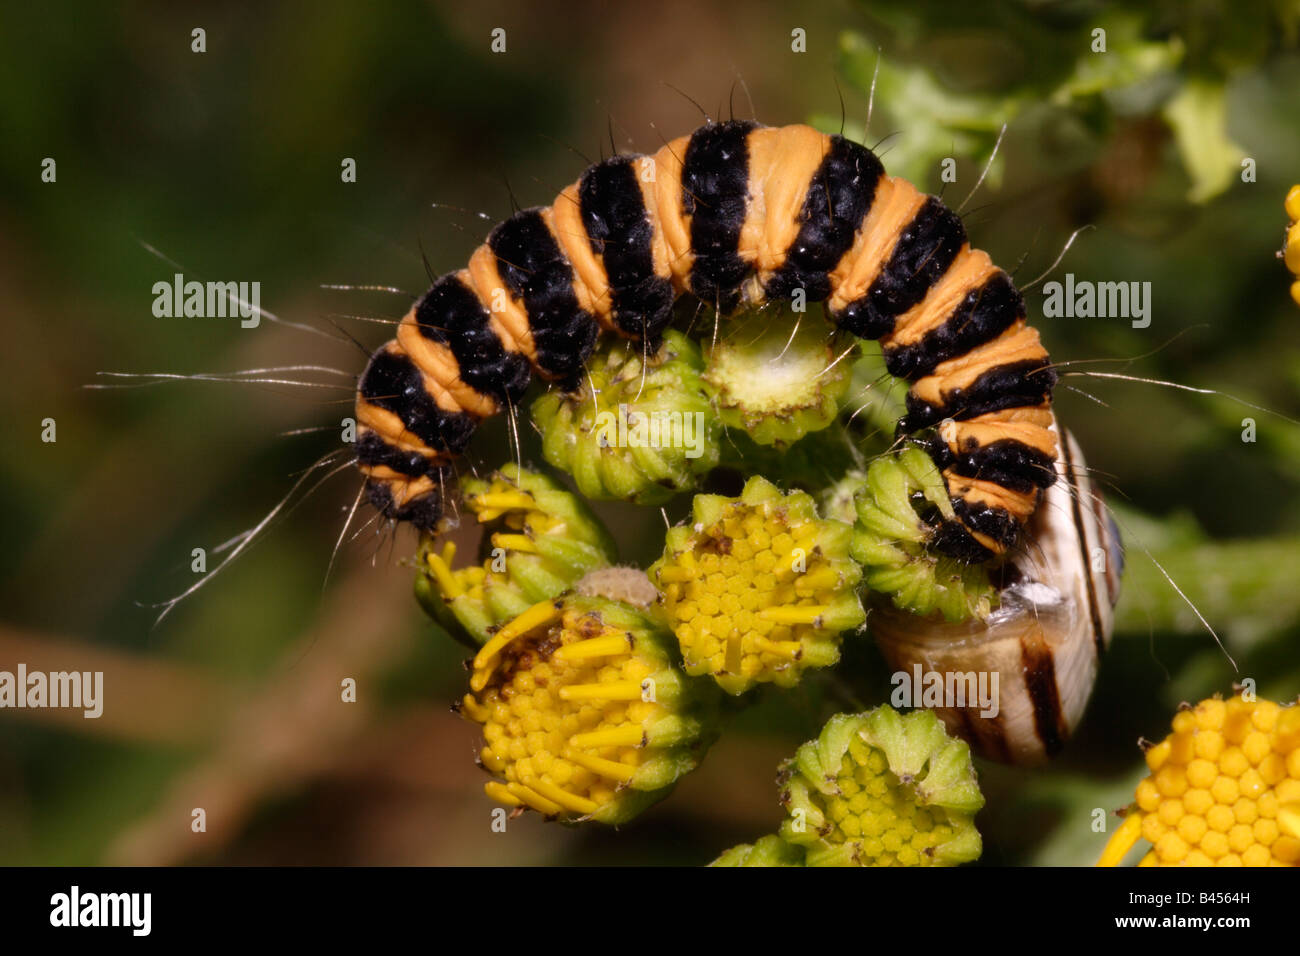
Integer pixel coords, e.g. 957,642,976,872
355,121,1059,561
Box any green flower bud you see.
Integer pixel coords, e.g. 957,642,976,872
415,465,614,646
821,467,869,525
777,706,984,867
703,305,856,447
649,475,865,695
711,834,806,867
531,330,719,505
850,448,996,622
461,594,720,824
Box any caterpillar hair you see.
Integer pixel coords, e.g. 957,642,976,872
354,121,1059,562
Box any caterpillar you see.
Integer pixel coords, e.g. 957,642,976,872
354,120,1059,562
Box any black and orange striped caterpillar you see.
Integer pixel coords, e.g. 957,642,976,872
355,121,1059,561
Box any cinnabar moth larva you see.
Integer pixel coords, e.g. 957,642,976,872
354,121,1059,562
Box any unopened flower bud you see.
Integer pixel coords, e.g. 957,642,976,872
850,448,995,622
703,306,856,448
777,707,984,866
531,330,719,505
711,834,805,867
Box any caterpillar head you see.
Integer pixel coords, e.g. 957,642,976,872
869,427,1123,765
360,465,451,535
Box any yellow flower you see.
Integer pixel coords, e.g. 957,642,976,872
1098,693,1300,867
777,707,984,866
1285,184,1300,307
649,475,865,695
461,594,718,824
416,465,613,645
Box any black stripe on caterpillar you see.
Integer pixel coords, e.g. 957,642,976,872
353,121,1059,561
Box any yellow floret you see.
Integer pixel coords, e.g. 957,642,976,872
462,595,717,824
416,466,614,645
1099,693,1300,867
650,476,864,695
778,708,984,867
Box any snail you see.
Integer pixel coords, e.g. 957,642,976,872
870,426,1123,765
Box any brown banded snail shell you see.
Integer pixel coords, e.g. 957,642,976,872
870,426,1123,765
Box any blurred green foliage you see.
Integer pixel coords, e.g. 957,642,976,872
823,0,1300,200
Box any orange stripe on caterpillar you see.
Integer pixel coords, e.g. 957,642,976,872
354,121,1059,563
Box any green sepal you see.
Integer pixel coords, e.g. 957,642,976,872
776,706,985,867
414,465,616,645
710,835,806,867
849,450,996,623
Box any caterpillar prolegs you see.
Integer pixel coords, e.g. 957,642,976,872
354,121,1059,561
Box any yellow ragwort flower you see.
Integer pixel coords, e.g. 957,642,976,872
778,708,984,867
1098,693,1300,867
1284,184,1300,307
648,475,865,695
460,594,718,824
416,465,613,645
